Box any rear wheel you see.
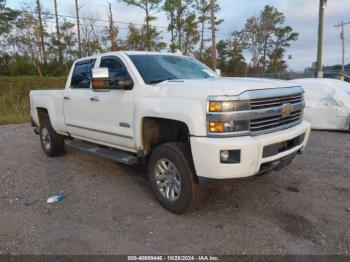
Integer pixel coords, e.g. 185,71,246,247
148,142,205,214
40,118,65,157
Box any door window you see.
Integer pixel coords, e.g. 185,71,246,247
100,56,133,89
70,59,96,89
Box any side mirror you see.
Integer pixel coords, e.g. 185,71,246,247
92,68,110,91
117,80,133,90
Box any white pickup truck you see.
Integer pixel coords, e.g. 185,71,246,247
30,51,311,213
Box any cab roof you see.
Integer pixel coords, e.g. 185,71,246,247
74,51,183,62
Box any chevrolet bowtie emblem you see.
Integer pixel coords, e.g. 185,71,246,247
281,103,293,118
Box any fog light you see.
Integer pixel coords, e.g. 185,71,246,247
220,150,230,162
220,150,241,164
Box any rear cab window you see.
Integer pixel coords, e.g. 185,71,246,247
70,59,96,89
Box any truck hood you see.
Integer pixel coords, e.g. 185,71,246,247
157,77,300,98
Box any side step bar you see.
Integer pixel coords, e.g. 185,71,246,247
65,139,138,165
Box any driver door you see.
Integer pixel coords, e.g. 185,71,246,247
86,55,136,150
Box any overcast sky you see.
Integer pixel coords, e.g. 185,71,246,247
6,0,350,71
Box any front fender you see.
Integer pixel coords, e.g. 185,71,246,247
134,96,207,150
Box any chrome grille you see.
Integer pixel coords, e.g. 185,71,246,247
250,94,303,110
250,110,303,133
207,87,305,137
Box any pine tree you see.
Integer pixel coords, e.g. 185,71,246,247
240,5,298,74
36,0,46,64
0,0,18,37
107,2,118,51
164,0,199,54
122,0,163,51
194,0,210,59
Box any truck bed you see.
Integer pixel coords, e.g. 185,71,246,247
30,89,66,133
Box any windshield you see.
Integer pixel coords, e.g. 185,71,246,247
128,54,218,84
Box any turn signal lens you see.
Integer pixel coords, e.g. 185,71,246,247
209,120,249,133
209,121,224,132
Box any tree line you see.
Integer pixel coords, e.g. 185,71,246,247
0,0,299,77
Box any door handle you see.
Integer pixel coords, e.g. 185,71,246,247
63,96,70,100
90,96,99,102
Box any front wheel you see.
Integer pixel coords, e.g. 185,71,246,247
39,118,65,157
148,142,205,214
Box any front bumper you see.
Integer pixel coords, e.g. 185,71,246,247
190,120,311,182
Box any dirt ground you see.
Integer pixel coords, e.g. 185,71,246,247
0,124,349,255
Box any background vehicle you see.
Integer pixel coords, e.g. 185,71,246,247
30,51,311,213
291,78,350,131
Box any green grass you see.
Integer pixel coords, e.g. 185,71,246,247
0,76,66,125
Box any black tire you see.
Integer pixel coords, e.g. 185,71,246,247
148,142,205,214
39,118,65,157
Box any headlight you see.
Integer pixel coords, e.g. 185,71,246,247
207,97,250,135
208,120,249,133
209,100,249,112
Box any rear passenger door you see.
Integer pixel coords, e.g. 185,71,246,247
63,59,98,139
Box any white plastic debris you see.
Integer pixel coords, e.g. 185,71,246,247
46,192,64,204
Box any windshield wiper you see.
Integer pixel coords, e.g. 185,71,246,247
148,78,176,84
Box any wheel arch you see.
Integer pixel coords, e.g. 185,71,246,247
36,107,50,125
140,117,191,156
